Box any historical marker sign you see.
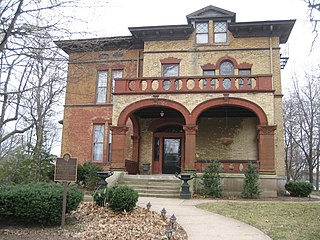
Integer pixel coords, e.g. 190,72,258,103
54,153,78,182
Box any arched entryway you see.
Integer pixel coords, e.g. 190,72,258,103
111,98,190,173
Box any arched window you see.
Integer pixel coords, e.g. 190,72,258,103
220,61,234,75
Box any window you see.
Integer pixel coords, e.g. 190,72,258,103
96,71,107,103
202,70,216,89
195,22,209,44
162,64,179,77
154,137,160,161
93,125,104,161
107,129,112,161
239,69,251,75
111,70,123,103
220,61,234,75
214,22,227,43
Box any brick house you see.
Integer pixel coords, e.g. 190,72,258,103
56,6,295,196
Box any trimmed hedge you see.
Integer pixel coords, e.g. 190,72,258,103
0,182,83,224
285,181,313,197
108,186,138,212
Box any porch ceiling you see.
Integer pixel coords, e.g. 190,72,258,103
133,106,256,118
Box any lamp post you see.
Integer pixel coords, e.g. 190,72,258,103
165,228,173,239
160,208,167,218
170,214,177,229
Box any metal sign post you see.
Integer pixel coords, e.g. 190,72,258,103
54,153,78,228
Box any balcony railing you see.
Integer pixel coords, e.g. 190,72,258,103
114,75,273,94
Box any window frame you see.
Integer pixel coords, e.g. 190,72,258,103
214,21,228,44
162,64,179,77
92,124,105,161
220,61,234,76
110,69,123,103
96,71,108,103
195,22,209,44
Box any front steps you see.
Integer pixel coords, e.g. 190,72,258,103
118,174,182,198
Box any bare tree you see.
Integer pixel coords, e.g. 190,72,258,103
305,0,320,46
284,68,320,186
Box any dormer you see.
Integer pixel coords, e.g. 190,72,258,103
186,5,236,45
186,5,236,24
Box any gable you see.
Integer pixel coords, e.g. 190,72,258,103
187,5,236,23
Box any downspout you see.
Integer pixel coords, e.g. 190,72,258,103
269,25,274,89
136,50,140,77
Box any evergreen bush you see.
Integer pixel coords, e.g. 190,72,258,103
93,186,118,207
77,162,103,190
108,186,138,212
242,162,260,198
285,181,313,197
201,161,222,197
0,182,83,224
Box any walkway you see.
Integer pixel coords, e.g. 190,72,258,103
138,197,272,240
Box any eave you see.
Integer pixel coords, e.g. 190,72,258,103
54,36,143,54
129,24,194,41
229,19,296,44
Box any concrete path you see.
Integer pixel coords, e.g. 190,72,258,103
138,197,272,240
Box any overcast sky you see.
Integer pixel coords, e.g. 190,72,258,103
71,0,319,93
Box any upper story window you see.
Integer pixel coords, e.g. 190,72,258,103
203,70,215,76
162,64,179,77
238,69,252,75
96,71,108,103
220,61,234,75
214,21,227,43
93,124,104,161
111,70,123,103
195,22,209,44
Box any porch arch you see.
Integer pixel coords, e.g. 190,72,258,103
117,98,191,126
191,97,268,125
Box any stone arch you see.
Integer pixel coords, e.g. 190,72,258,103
191,97,268,125
117,98,191,126
148,118,185,132
216,55,239,69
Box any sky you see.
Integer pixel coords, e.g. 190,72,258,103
71,0,319,94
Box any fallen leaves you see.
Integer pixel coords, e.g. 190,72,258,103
70,202,187,240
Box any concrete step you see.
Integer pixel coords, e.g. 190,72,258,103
118,174,182,198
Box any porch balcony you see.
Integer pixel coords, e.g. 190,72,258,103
114,74,273,95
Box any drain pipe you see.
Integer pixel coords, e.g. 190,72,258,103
269,25,274,89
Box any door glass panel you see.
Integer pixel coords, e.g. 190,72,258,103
163,138,181,174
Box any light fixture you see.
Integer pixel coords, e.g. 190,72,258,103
165,228,173,239
160,208,167,218
147,202,151,211
170,214,177,229
160,110,165,117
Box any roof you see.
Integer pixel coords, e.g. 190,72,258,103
228,20,296,44
129,24,193,41
55,36,143,54
55,6,295,53
186,5,236,23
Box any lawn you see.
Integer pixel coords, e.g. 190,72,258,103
197,201,320,240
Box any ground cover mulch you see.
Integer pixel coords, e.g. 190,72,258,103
0,202,188,240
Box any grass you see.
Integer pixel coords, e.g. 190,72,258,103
197,201,320,240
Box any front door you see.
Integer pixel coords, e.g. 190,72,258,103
162,138,181,174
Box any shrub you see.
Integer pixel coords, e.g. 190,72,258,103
242,162,260,198
0,182,83,224
285,181,313,197
77,162,103,190
201,161,222,197
108,186,138,212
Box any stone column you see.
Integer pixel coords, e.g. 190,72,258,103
110,125,128,171
183,124,198,172
257,125,277,174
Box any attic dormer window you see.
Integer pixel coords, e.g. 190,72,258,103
214,21,227,43
195,22,209,44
